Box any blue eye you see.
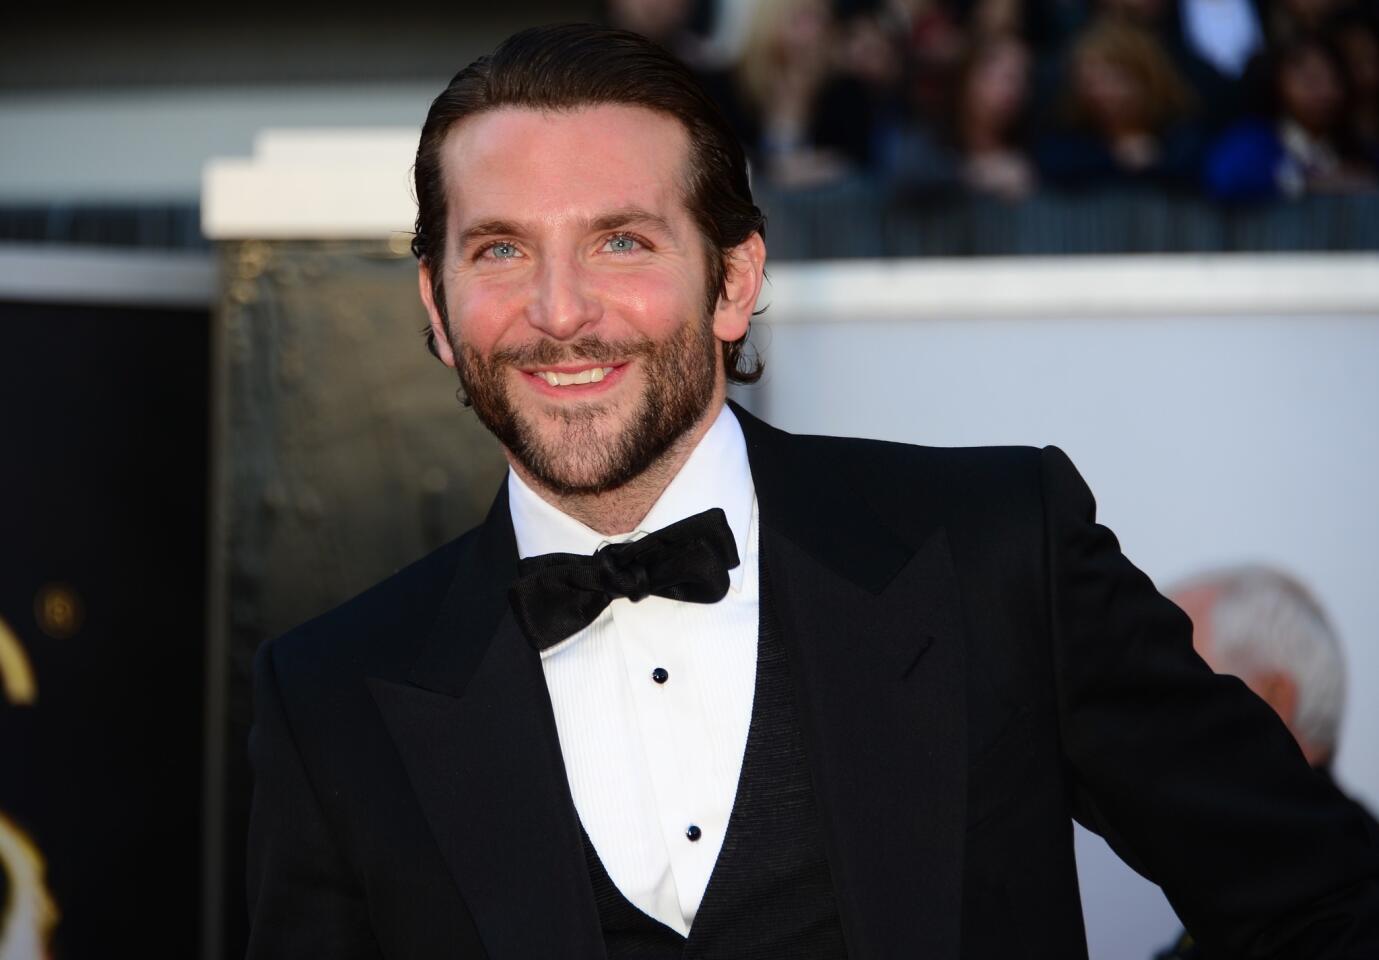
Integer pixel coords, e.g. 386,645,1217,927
604,234,640,253
485,241,520,260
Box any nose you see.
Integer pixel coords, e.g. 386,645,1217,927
527,252,601,340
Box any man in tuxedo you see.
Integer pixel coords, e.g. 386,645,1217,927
245,23,1379,959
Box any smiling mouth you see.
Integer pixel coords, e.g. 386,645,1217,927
531,366,617,387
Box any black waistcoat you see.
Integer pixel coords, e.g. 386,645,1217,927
581,564,849,959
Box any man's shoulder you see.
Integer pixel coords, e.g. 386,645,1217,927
755,415,1050,508
258,523,485,691
735,408,1063,565
788,428,1042,473
733,402,1048,490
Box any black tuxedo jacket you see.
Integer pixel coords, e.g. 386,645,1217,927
246,405,1379,959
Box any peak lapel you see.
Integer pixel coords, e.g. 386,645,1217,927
368,484,605,960
734,404,967,958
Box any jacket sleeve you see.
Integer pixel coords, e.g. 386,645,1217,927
1040,445,1379,958
245,639,383,959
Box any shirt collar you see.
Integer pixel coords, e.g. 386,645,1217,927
507,403,755,592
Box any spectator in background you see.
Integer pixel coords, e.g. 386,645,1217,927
836,7,914,175
711,0,874,187
893,0,970,123
1204,34,1377,198
1176,566,1347,768
1332,10,1379,165
1021,0,1252,105
1036,18,1206,187
1098,0,1245,120
1264,0,1346,44
955,35,1040,195
603,0,712,65
892,34,1039,198
967,0,1026,38
1153,565,1379,959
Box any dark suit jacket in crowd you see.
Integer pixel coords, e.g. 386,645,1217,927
246,404,1379,959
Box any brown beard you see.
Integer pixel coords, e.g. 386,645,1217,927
453,315,719,497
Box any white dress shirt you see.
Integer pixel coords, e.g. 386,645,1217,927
507,404,759,936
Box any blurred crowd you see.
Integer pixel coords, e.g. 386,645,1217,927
606,0,1379,201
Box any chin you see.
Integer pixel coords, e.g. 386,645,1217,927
513,398,702,498
513,407,641,495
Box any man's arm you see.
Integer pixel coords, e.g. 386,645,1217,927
245,640,382,959
1040,446,1379,958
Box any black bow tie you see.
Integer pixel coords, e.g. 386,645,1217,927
509,507,740,652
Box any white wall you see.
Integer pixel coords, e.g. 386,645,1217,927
734,256,1379,959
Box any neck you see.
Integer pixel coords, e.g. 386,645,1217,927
1299,737,1332,770
962,120,1005,153
1105,118,1148,139
509,396,727,537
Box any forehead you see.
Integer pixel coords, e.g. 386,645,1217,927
439,104,692,233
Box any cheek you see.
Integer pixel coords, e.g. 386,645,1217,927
449,278,529,350
591,268,704,332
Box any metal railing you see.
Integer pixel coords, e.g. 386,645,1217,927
4,189,1377,258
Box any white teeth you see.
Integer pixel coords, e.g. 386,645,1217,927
537,367,613,387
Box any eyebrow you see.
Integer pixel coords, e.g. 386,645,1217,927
455,206,675,249
588,206,674,236
456,219,527,249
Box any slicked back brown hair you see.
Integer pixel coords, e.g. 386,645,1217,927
412,23,766,383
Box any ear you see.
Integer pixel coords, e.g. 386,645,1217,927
418,260,457,368
712,232,767,345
